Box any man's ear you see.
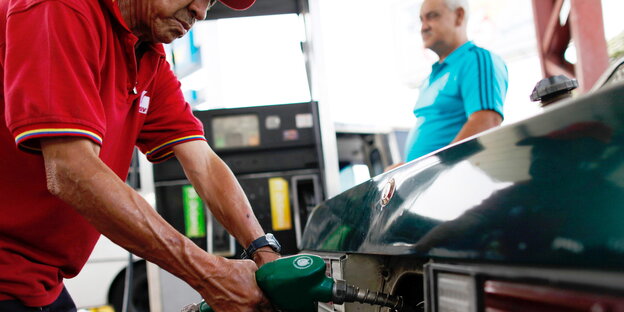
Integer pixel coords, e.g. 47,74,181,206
455,7,465,26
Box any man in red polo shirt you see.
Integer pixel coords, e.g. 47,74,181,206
0,0,279,311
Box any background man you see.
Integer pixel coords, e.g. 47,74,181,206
0,0,278,311
396,0,508,166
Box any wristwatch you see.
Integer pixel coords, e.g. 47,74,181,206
241,233,281,259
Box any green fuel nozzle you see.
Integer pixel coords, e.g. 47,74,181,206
182,254,404,312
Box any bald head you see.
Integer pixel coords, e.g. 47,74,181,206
420,0,469,61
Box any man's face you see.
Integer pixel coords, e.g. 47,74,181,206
132,0,217,43
419,0,458,52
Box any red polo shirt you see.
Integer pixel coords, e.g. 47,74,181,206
0,0,205,306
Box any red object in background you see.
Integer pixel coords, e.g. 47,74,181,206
531,0,609,93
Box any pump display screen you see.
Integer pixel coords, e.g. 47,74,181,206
212,114,260,149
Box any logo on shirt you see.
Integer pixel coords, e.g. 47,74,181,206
139,91,150,114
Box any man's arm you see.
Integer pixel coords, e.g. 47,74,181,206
41,137,270,312
385,110,500,171
173,140,280,267
451,110,502,144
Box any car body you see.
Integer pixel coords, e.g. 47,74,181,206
301,79,624,311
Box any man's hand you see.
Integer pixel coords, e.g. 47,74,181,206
251,246,281,267
199,257,274,312
173,141,279,308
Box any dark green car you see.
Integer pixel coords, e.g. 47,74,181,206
301,63,624,311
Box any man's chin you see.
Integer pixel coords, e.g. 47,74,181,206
152,30,186,44
160,37,176,44
421,37,432,48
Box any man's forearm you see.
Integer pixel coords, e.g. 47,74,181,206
173,141,266,248
451,110,502,143
41,138,217,291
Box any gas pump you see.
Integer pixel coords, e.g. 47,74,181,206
153,101,325,255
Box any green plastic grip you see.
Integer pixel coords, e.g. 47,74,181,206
199,254,334,312
256,254,334,311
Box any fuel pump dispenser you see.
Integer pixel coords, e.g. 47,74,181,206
153,101,325,255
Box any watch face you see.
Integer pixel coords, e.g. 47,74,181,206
266,233,282,251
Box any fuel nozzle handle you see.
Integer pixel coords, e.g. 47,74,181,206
183,254,404,312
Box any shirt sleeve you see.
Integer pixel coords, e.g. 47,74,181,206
4,0,105,153
460,48,508,119
136,58,206,163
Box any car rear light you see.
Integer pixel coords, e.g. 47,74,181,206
484,280,624,311
436,273,477,312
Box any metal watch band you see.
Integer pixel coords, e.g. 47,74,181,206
241,233,281,259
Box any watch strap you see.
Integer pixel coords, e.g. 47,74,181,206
241,233,281,259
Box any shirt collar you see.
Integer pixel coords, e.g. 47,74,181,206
439,41,475,65
100,0,166,57
100,0,130,32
